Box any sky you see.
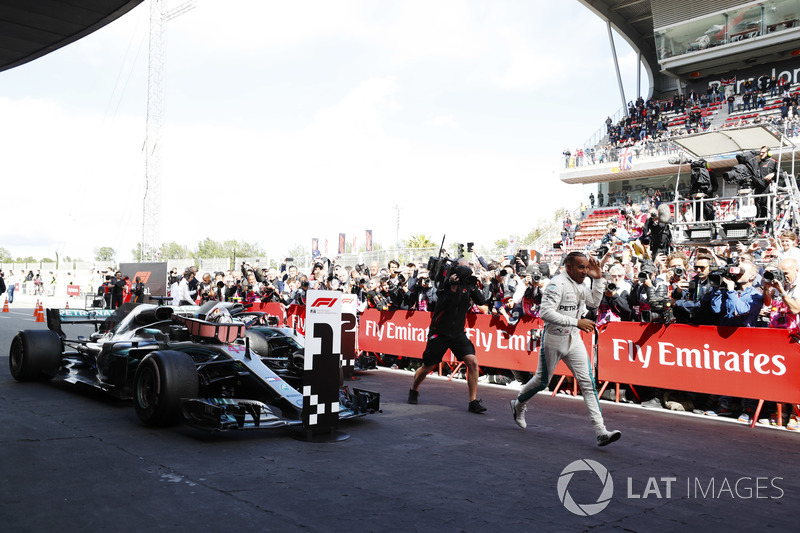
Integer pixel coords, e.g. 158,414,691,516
0,0,644,263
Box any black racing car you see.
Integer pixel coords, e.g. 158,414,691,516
9,302,379,431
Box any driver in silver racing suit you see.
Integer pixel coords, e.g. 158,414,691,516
509,252,621,446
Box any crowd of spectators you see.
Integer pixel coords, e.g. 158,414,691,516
558,191,800,429
563,76,800,169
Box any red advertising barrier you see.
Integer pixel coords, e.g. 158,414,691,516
358,309,572,375
245,302,286,326
597,322,800,404
286,304,306,335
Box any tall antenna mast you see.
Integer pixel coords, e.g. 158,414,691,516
141,0,196,261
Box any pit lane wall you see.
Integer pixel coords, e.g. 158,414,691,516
357,309,800,405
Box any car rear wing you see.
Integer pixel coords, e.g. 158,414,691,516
47,308,117,338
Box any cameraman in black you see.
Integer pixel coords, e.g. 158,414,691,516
690,159,718,222
752,146,778,233
641,206,672,258
408,262,489,413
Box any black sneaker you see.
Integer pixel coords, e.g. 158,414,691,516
468,399,487,413
408,389,419,405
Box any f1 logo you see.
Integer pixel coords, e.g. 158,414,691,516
133,271,152,283
311,297,337,308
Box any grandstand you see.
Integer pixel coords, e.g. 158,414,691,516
557,0,800,251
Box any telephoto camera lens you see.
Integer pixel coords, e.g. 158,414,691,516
607,282,617,291
673,266,685,278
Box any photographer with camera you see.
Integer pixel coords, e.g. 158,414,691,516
628,260,671,323
365,278,392,311
509,252,621,446
672,252,718,325
763,258,800,330
291,277,310,305
259,279,282,303
197,272,216,303
712,261,763,327
408,261,489,414
597,264,632,323
383,271,408,311
405,268,436,311
506,267,546,326
483,262,512,323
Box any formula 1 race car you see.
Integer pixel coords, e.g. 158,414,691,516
8,302,379,431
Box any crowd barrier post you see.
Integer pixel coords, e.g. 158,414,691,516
594,325,641,403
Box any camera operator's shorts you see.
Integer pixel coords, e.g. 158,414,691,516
421,332,475,366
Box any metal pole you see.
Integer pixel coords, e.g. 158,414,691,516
637,51,642,99
607,21,627,116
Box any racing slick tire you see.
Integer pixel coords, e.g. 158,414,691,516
134,350,198,427
245,330,272,358
9,330,63,381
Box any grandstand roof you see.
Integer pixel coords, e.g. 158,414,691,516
671,125,787,159
577,0,658,95
579,0,800,85
0,0,144,74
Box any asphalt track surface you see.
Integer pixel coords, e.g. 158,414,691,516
1,297,799,532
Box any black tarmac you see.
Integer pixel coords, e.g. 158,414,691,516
1,304,798,532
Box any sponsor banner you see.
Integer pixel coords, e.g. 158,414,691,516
358,309,572,375
286,304,306,335
244,302,286,326
598,322,800,404
67,284,80,297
